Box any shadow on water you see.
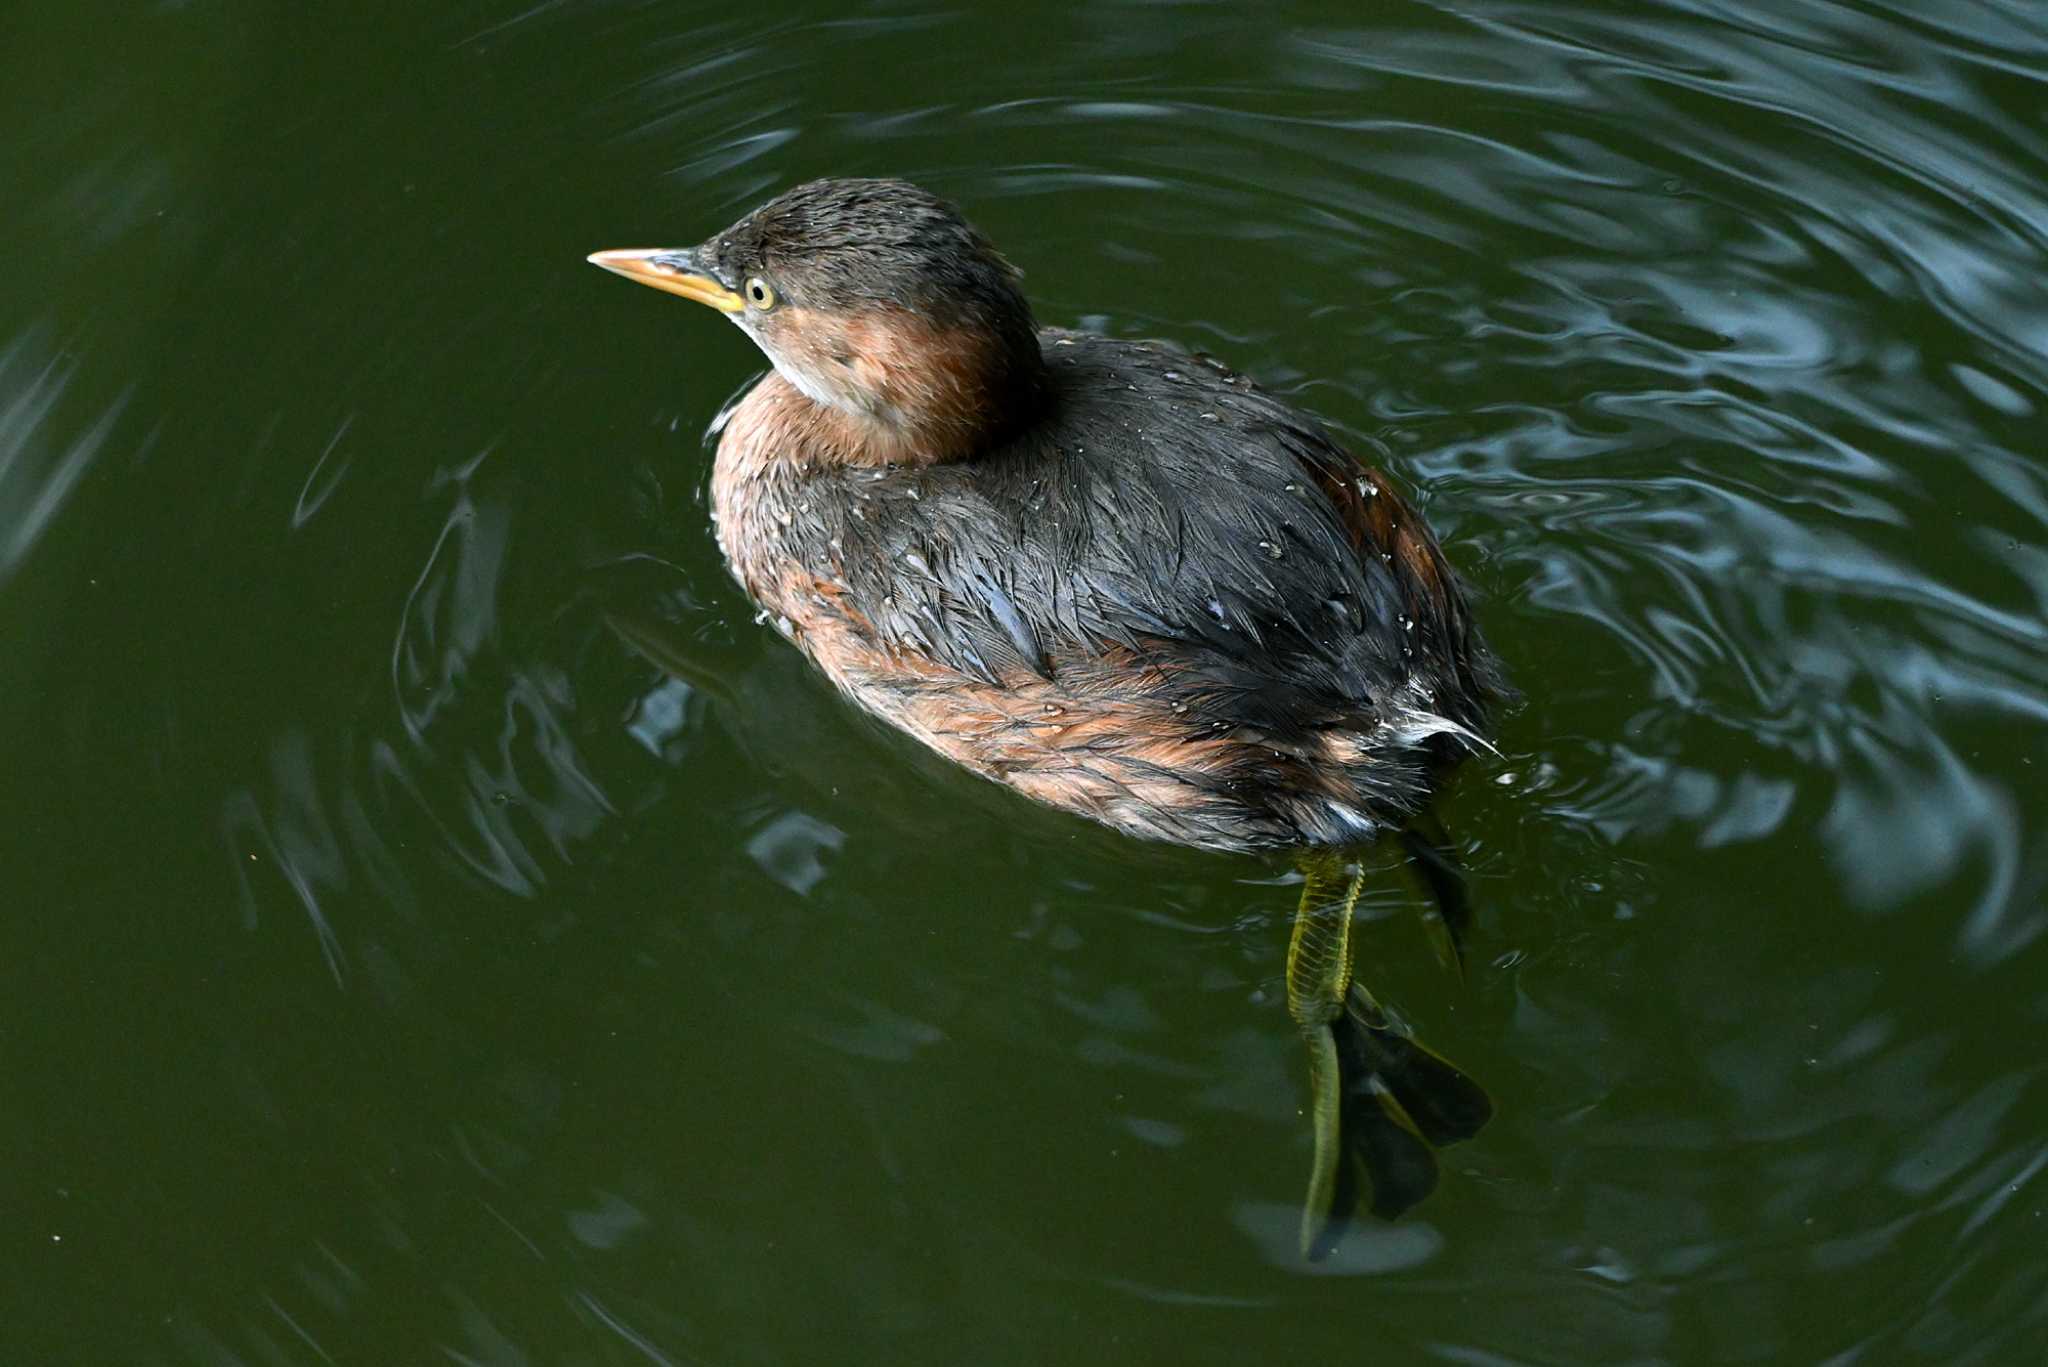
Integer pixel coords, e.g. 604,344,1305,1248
4,1,2047,1363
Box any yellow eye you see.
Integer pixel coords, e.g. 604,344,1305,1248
745,276,776,309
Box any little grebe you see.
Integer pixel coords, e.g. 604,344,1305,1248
590,178,1504,1255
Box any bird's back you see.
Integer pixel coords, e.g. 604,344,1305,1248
723,329,1503,851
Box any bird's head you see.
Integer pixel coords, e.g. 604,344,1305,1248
590,177,1045,463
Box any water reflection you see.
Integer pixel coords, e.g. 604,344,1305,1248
0,326,123,583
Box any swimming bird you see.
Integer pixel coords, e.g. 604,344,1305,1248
589,177,1504,1255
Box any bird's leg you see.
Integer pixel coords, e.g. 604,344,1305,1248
1287,841,1495,1259
1399,811,1473,978
1286,848,1360,1257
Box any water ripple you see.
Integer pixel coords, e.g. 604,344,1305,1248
0,325,126,583
15,2,2048,1361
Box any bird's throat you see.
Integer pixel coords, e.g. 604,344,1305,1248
751,307,1045,468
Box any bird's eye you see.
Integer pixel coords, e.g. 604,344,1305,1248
745,276,776,309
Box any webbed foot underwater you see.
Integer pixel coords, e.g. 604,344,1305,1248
1288,843,1494,1257
590,177,1506,1256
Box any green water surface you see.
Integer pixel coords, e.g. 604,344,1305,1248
4,2,2046,1363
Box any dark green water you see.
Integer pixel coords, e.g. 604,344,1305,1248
5,1,2046,1362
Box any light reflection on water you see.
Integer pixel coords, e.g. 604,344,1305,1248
3,1,2047,1363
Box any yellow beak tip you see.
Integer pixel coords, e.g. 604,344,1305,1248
584,248,746,312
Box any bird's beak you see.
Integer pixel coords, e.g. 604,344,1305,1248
585,246,745,313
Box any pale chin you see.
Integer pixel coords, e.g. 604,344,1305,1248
768,353,844,408
760,343,881,421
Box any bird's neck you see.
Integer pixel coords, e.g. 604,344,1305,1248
711,319,1044,602
758,309,1046,469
